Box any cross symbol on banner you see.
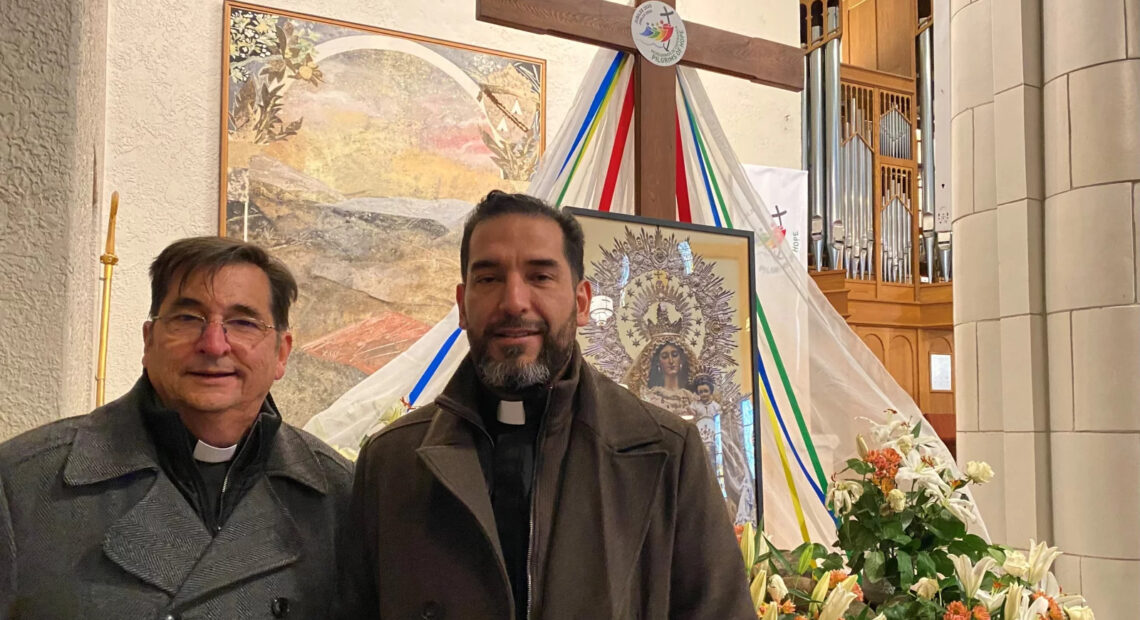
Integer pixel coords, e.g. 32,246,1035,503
771,206,788,228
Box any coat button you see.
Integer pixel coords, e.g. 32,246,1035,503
421,600,443,619
270,597,290,617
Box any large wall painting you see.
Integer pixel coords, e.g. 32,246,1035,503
220,2,544,424
567,208,762,526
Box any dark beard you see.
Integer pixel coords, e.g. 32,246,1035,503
469,313,576,395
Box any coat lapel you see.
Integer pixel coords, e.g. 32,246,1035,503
170,478,302,606
415,439,499,555
66,381,321,603
101,474,213,595
552,363,669,608
61,385,213,596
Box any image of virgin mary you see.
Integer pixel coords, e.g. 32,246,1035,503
624,335,699,417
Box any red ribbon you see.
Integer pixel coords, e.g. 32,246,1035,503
674,112,692,223
598,76,636,212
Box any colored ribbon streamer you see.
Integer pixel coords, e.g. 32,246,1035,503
674,111,692,223
762,381,812,543
679,85,721,228
556,55,628,206
680,75,830,498
678,82,733,228
558,52,625,178
408,327,463,406
754,295,829,495
598,67,636,212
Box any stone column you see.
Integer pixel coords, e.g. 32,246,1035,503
1041,0,1140,613
0,0,107,439
951,0,1140,614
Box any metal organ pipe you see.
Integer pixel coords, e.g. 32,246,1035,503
808,35,825,271
918,25,937,283
824,36,842,271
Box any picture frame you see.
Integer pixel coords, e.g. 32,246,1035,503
218,1,545,424
565,207,763,525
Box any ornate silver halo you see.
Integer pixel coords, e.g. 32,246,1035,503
580,226,740,393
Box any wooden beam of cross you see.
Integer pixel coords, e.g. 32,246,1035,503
477,0,803,222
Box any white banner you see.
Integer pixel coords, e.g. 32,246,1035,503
743,164,808,269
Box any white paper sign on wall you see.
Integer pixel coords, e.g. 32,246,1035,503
743,164,809,270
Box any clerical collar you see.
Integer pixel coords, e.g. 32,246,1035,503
193,439,238,463
498,400,527,425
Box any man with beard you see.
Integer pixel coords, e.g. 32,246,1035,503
336,191,754,619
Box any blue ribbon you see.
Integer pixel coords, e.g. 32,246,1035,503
678,81,722,228
756,350,828,507
557,52,625,177
408,327,463,406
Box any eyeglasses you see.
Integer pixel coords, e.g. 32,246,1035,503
149,312,277,346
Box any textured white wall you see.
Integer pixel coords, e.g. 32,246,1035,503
0,0,106,439
2,0,798,436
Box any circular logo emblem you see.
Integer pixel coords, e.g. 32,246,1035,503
631,1,688,67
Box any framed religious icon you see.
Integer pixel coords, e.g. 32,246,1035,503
218,2,544,424
565,208,762,526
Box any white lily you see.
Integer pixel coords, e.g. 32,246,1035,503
1004,584,1050,620
1040,571,1086,608
896,449,951,498
950,554,996,599
761,600,779,620
817,583,858,620
943,496,978,524
975,587,1007,612
1026,539,1062,586
827,480,863,515
862,410,911,446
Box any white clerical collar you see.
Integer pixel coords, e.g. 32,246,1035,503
193,439,238,463
497,400,526,425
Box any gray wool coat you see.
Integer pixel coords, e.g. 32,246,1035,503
0,382,354,619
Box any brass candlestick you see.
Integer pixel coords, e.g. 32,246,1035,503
95,192,119,407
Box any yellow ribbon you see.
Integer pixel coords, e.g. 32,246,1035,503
761,379,811,543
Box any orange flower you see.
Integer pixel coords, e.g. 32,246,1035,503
781,600,796,613
829,570,849,588
735,524,745,544
866,448,902,491
1030,591,1064,620
851,582,864,602
971,604,991,620
943,600,970,620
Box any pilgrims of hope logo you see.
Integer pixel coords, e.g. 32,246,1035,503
631,1,688,67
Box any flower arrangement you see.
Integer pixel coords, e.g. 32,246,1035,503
739,411,1094,620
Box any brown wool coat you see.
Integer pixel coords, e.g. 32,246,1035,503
0,382,354,619
336,350,755,619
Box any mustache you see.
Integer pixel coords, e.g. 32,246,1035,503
482,316,549,337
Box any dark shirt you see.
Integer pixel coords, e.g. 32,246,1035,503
138,374,281,534
478,387,547,619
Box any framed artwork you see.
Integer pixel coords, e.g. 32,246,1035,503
566,208,762,525
219,2,545,423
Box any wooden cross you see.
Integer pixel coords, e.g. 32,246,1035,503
477,0,803,222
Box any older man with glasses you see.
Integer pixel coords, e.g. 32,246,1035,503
0,237,353,619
